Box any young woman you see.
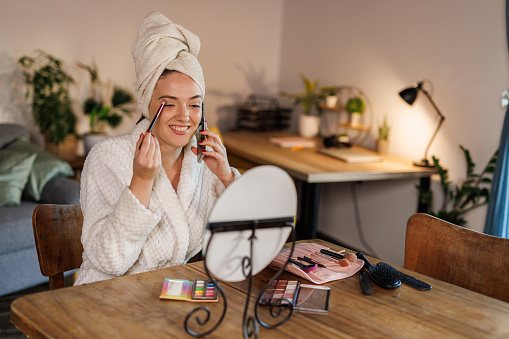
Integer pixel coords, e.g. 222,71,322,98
75,12,239,285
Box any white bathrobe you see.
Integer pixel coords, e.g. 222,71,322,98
75,119,239,285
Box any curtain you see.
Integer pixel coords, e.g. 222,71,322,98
484,0,509,238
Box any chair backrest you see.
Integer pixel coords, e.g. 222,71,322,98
405,213,509,303
32,204,84,290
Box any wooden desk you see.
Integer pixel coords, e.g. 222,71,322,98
11,240,509,338
223,131,437,239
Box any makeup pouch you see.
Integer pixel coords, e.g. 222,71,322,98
269,243,364,284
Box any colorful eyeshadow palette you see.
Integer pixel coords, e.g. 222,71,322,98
259,280,300,306
160,278,218,302
192,280,218,300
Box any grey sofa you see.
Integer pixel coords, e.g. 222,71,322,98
0,124,80,296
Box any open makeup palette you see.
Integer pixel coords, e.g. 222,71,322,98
259,279,331,313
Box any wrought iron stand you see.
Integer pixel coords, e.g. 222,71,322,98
184,219,297,338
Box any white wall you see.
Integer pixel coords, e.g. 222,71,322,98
280,0,508,264
0,0,284,145
0,0,507,265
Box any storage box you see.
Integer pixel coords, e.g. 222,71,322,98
236,94,292,131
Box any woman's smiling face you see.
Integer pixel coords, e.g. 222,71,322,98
148,71,203,149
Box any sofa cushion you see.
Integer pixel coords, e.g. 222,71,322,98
0,150,37,206
0,124,29,149
0,200,39,255
4,137,74,201
39,176,80,205
0,245,47,296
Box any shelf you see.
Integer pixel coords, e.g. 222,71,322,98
338,122,370,131
318,103,343,111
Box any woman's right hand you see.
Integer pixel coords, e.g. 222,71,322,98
130,132,161,207
134,132,161,180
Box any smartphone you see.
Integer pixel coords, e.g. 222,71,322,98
196,103,207,162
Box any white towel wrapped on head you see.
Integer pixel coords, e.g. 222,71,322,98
132,11,205,118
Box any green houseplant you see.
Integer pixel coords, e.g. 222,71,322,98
378,115,390,141
345,96,365,126
280,74,329,138
78,62,135,154
280,74,326,116
78,62,135,134
322,86,339,108
416,146,497,226
18,50,77,146
376,115,390,153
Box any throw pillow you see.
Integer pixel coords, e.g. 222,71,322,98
5,137,74,201
0,150,37,206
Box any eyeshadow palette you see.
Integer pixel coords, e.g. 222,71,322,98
259,280,331,313
259,280,300,306
160,278,218,302
192,280,217,300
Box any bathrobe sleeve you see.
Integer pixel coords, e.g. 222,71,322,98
79,136,162,276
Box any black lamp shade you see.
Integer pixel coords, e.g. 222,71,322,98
399,87,418,105
397,80,445,168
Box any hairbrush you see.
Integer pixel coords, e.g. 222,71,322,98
356,252,432,291
356,252,401,290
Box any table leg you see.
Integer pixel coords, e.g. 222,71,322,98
418,176,431,213
296,181,320,240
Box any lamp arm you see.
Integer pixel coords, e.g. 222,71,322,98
421,88,446,162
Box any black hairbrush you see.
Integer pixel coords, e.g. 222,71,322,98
356,252,401,289
356,252,432,291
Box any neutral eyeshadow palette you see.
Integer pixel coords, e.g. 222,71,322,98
259,280,331,313
259,280,300,306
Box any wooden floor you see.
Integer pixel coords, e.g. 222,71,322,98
0,275,75,338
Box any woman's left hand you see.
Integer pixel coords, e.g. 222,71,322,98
192,130,235,187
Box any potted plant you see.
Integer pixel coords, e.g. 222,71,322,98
280,74,326,138
78,62,135,154
416,146,497,226
377,115,390,153
345,96,366,127
321,86,338,108
18,50,77,159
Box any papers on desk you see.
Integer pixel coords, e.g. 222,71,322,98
317,147,383,163
269,137,317,149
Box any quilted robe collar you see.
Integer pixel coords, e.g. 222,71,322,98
130,119,204,221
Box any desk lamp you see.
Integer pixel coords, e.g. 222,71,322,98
399,80,445,167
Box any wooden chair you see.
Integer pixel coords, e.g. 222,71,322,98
405,213,509,303
32,204,84,290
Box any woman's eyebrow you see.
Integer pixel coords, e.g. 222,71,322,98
158,95,202,100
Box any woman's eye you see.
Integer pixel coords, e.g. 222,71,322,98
163,104,174,107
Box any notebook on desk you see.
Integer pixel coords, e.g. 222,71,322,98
317,148,384,163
